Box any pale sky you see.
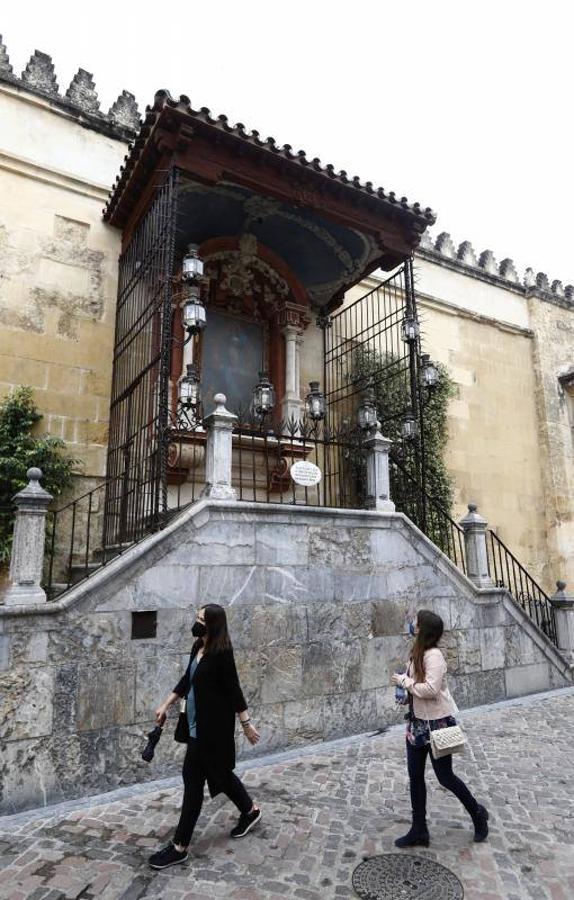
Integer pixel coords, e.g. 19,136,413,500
3,1,573,284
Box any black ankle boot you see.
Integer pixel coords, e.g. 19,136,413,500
394,822,430,848
472,804,489,843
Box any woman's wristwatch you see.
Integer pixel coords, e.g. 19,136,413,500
241,718,252,728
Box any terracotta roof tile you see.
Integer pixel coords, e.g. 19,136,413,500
104,90,436,230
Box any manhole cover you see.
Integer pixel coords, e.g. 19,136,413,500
352,854,464,899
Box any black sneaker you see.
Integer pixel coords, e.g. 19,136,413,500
148,842,188,869
230,807,262,838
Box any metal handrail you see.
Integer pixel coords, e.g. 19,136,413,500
389,456,466,574
43,434,202,600
391,459,558,647
487,529,557,644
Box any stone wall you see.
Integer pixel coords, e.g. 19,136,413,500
0,500,569,816
528,296,574,586
415,232,574,589
418,282,548,583
0,67,134,481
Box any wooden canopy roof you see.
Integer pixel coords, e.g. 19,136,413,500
104,90,436,306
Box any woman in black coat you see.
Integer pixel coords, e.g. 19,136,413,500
148,603,261,870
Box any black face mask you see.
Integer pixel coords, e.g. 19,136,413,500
192,621,207,639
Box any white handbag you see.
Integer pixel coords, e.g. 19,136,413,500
429,723,466,759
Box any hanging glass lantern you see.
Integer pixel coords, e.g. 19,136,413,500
182,285,206,334
357,385,378,432
305,381,326,421
420,353,439,390
252,371,276,417
401,410,419,441
178,364,201,410
401,314,420,343
182,243,204,282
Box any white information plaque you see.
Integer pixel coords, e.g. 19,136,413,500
290,460,322,486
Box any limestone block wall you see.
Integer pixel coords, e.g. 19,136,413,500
419,292,548,584
0,501,569,816
528,297,574,586
414,236,574,590
0,82,131,479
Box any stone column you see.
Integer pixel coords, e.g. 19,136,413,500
459,503,494,588
202,394,238,500
364,428,395,512
549,581,574,660
281,324,303,423
4,468,53,606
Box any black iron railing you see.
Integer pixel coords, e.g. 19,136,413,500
487,530,557,644
390,459,558,647
232,413,366,509
105,168,178,550
44,409,204,599
390,456,467,574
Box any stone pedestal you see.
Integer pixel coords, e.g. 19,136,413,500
550,581,574,661
202,394,238,500
4,468,53,606
364,428,395,512
459,503,494,588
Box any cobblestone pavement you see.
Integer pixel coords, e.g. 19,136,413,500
1,688,574,900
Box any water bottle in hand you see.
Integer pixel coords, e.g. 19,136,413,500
394,670,407,706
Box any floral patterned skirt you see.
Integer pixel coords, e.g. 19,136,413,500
406,715,458,749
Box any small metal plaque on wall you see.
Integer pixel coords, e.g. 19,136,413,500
290,460,322,486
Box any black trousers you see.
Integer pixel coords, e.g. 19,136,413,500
406,740,478,825
173,739,253,847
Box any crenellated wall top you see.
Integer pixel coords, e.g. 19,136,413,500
417,230,574,309
0,34,140,142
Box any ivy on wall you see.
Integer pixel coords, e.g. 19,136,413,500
0,386,79,565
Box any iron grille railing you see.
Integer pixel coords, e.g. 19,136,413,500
105,167,178,548
324,264,415,432
44,408,204,600
229,414,366,508
323,259,425,526
487,530,557,644
390,457,467,573
390,459,558,647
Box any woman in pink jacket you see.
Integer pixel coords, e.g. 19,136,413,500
391,609,489,847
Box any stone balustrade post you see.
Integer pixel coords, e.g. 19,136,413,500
364,427,395,512
459,503,494,588
4,467,53,606
202,393,238,500
549,581,574,661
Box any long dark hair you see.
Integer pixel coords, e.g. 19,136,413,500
410,609,444,682
202,603,233,654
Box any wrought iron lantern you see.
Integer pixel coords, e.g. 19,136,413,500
305,381,326,421
182,243,204,282
182,285,207,335
357,384,378,432
401,409,419,441
420,353,439,390
252,371,276,418
178,364,201,411
401,313,420,343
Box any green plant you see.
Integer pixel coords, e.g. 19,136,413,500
350,347,456,519
0,386,80,565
